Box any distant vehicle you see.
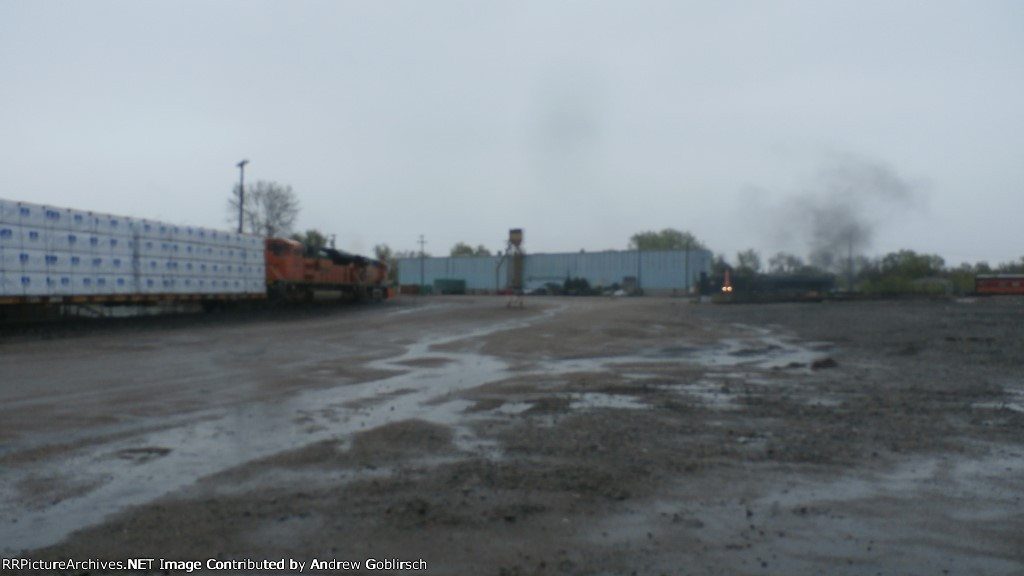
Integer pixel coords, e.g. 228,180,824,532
527,282,562,296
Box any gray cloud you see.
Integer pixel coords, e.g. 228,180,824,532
1,2,1020,263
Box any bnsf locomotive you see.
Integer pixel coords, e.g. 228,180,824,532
265,238,388,302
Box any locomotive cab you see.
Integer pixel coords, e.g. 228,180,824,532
264,238,305,295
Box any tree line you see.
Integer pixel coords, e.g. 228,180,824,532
623,228,1024,294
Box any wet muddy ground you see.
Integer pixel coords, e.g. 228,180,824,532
1,296,1023,575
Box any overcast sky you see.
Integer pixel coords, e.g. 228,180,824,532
2,1,1022,265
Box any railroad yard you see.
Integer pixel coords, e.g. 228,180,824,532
2,296,1023,575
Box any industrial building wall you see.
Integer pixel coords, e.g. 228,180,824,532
399,255,507,292
0,198,265,299
398,249,712,293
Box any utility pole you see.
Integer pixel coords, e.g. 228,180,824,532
236,159,249,234
847,233,855,292
418,234,427,294
685,238,691,296
637,245,642,295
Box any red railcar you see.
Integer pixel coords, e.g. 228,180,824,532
265,238,388,301
975,274,1024,295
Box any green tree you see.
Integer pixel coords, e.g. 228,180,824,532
227,180,300,238
767,252,805,274
947,262,979,294
858,249,947,294
879,250,945,279
291,229,328,249
735,249,762,277
628,229,707,251
450,242,492,257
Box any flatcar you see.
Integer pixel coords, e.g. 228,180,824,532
975,274,1024,295
0,198,389,314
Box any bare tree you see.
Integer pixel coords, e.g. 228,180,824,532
373,244,393,263
374,244,399,283
227,180,300,238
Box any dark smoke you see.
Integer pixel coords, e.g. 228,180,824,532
793,154,921,271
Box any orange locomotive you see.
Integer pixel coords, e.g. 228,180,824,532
265,238,388,301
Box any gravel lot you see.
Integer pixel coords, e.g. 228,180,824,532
2,296,1022,575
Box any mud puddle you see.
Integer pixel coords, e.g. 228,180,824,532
539,326,833,374
973,383,1024,413
527,327,836,411
1,305,583,553
0,307,834,555
1,330,531,554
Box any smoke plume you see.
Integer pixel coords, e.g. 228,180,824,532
787,154,923,271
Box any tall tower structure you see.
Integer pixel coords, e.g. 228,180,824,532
507,228,524,291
